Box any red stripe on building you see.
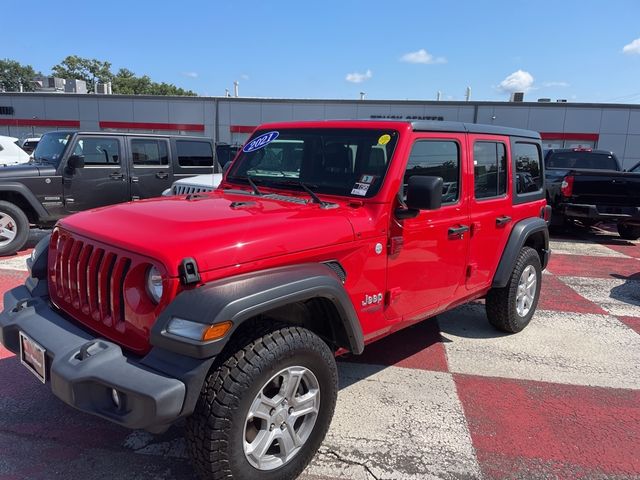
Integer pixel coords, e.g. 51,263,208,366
540,132,599,141
230,125,256,134
0,118,80,128
99,121,205,132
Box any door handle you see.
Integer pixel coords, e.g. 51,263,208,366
131,176,139,183
496,216,512,227
109,172,124,180
448,225,470,238
155,172,169,179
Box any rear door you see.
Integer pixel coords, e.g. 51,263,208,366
63,135,130,212
128,137,173,199
465,135,513,291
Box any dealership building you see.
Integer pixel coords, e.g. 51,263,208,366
1,93,640,168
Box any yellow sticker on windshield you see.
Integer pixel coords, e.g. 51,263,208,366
378,134,391,145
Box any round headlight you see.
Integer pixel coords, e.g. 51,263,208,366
146,266,163,303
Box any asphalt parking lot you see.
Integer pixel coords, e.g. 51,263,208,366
0,226,638,480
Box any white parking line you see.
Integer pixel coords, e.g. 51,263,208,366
0,254,30,271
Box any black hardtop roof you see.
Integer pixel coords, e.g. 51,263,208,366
48,131,211,141
411,121,540,139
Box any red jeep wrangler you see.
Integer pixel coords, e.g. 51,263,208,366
0,121,550,479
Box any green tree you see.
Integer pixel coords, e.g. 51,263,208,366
51,55,114,92
0,59,39,92
112,68,196,96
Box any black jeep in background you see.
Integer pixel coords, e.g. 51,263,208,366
0,131,219,255
545,148,640,239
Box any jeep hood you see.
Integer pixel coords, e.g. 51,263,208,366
0,161,54,178
59,189,357,276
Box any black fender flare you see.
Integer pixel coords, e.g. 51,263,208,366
0,182,50,221
150,263,364,359
492,217,549,288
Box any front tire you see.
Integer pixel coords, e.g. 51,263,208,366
0,201,29,256
617,222,640,241
186,326,338,480
486,247,542,333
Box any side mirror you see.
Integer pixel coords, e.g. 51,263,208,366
67,154,85,170
406,175,443,210
396,176,443,219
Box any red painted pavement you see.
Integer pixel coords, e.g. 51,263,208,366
597,241,640,259
547,254,640,280
455,374,640,479
618,316,640,335
537,274,608,314
341,319,448,372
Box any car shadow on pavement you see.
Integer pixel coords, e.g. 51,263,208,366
610,274,640,307
437,301,514,340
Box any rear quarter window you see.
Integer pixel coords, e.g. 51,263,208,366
177,141,214,167
511,140,545,205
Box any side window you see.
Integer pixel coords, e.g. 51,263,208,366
474,142,507,199
73,137,120,166
177,141,214,167
404,140,460,204
131,139,169,167
513,142,543,194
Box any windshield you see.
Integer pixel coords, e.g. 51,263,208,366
227,128,399,198
32,132,72,166
546,151,618,170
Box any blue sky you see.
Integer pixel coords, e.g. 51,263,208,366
4,0,640,103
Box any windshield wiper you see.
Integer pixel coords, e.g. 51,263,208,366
246,175,263,196
268,180,335,208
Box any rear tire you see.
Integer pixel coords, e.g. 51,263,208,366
0,201,29,256
186,326,338,480
617,223,640,241
486,247,542,333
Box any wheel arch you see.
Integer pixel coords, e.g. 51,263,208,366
150,263,365,359
0,183,49,224
492,217,549,288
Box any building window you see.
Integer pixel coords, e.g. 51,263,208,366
474,142,507,199
404,140,460,204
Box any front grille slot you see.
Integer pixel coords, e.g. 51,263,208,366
50,231,133,330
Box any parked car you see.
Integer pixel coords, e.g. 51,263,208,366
162,174,223,196
545,148,640,239
0,135,31,166
19,137,41,155
0,131,219,255
0,120,549,480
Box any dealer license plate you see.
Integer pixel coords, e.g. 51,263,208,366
19,331,47,383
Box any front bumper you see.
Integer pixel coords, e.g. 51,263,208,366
562,203,640,225
0,285,188,431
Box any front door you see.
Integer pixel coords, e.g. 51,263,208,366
63,135,129,213
128,137,173,199
386,135,470,323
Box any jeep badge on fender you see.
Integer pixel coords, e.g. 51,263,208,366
0,120,549,480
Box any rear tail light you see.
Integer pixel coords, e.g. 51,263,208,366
540,205,552,222
561,175,574,198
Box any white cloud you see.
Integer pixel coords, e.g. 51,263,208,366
400,49,446,64
345,69,372,83
182,72,198,78
543,81,570,88
498,70,534,93
240,73,250,80
623,38,640,54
